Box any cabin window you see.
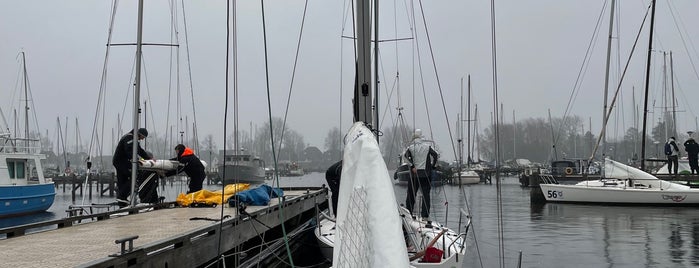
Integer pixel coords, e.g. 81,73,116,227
6,159,25,179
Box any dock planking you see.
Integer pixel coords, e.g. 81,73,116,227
0,187,327,267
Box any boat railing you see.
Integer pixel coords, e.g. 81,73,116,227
0,137,42,154
539,174,559,185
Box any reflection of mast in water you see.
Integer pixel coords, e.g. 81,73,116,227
602,218,612,268
692,221,699,266
669,223,685,262
644,224,653,267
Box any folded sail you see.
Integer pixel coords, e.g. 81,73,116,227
333,122,409,267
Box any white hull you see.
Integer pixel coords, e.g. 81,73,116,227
451,171,480,185
540,182,699,205
315,207,468,268
540,158,699,205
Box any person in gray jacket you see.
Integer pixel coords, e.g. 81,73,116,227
404,129,439,220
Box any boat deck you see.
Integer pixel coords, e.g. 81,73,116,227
0,188,327,267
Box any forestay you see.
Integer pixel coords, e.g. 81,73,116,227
333,122,409,267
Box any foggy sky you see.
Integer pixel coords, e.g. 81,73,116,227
1,0,698,163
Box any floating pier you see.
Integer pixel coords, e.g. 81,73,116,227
0,187,327,267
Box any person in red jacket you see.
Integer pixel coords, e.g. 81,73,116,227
166,144,206,193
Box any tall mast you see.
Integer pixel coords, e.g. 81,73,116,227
670,51,677,138
601,0,616,156
354,0,372,127
459,77,464,170
640,0,658,171
130,0,145,207
373,0,379,141
21,52,29,148
467,75,471,166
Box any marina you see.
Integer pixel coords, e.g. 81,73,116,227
1,0,698,267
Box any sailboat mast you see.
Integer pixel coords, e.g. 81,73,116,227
21,52,30,148
601,0,616,156
354,0,372,127
130,0,146,206
373,0,379,141
670,51,677,138
467,75,471,166
640,0,658,171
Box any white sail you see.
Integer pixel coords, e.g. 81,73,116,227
333,122,409,267
603,158,688,190
603,158,658,181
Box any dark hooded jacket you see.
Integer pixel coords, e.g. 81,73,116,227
112,132,151,172
166,146,206,185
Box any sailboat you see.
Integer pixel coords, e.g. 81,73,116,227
0,52,55,217
452,75,481,185
539,0,699,205
314,0,468,266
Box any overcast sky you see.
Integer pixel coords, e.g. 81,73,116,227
1,0,698,162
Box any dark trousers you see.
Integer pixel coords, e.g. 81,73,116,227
188,176,204,194
115,167,132,207
325,175,340,213
406,170,431,219
689,156,699,174
668,155,679,175
137,171,160,203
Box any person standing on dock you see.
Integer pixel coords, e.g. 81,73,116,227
684,137,699,175
404,129,439,220
166,144,206,194
113,128,153,207
665,137,680,177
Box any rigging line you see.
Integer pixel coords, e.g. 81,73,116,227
416,0,458,162
674,79,697,118
118,55,137,129
458,186,484,268
338,0,352,147
217,0,232,258
276,0,309,164
166,0,175,149
260,1,294,266
378,48,399,125
181,0,199,152
409,0,415,132
554,0,609,146
408,1,425,137
666,1,699,83
488,0,505,266
589,5,651,162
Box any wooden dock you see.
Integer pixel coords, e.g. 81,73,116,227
0,187,327,267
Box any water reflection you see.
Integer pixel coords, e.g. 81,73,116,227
669,222,686,263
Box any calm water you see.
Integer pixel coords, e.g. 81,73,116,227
3,173,699,268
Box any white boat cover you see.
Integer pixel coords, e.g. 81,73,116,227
138,159,181,171
333,122,409,268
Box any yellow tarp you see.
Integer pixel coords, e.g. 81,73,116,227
176,183,250,207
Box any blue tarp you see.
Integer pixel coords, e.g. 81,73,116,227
228,184,283,207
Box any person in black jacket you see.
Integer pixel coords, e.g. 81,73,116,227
166,144,206,194
325,160,342,214
112,128,152,207
685,137,699,174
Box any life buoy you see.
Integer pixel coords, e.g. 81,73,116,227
564,167,573,175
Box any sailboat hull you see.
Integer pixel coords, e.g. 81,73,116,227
0,183,56,218
540,183,699,205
